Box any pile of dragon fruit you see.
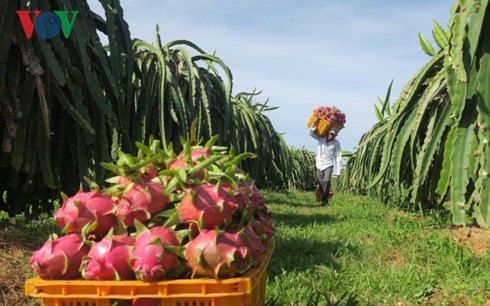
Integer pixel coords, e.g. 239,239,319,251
313,106,346,126
29,137,275,283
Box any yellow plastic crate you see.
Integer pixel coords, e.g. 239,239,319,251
25,240,274,306
307,113,343,137
306,112,319,128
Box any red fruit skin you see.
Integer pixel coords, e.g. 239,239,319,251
252,213,276,241
140,165,158,181
168,158,206,180
168,147,211,180
54,190,118,238
116,182,168,228
168,159,187,171
29,234,90,280
222,183,249,212
118,176,133,186
130,226,181,281
82,234,135,281
188,147,211,161
240,182,267,213
177,184,238,230
241,225,266,260
184,229,255,279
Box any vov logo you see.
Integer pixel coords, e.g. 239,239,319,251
16,10,79,39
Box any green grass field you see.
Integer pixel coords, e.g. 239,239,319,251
263,190,490,305
2,190,490,305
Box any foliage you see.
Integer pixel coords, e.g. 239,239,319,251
285,147,316,190
0,0,316,217
338,0,490,226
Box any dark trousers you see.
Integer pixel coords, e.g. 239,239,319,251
316,166,333,203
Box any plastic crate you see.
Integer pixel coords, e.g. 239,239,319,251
25,240,274,306
306,112,319,128
307,113,343,137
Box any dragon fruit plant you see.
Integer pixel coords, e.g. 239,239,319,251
29,135,275,282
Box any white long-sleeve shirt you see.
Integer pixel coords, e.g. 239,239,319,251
309,129,342,175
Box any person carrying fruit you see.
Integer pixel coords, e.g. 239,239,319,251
308,127,342,206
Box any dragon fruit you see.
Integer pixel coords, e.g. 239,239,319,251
184,228,256,279
139,165,158,182
116,181,169,228
130,222,182,281
81,230,135,281
313,106,346,125
241,225,267,260
30,137,275,283
167,147,211,180
221,183,249,213
54,190,118,238
239,182,267,213
176,183,238,230
29,233,90,280
178,147,211,163
252,212,276,240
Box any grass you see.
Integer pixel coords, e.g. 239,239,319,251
263,190,490,306
2,190,490,305
0,213,60,306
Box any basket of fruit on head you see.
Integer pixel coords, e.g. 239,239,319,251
25,135,275,306
307,106,346,136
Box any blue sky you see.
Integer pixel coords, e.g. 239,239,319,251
89,0,452,153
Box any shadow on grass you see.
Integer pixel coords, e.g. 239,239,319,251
268,234,358,275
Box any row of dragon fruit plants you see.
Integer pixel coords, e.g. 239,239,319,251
29,136,276,285
1,0,319,219
338,0,490,226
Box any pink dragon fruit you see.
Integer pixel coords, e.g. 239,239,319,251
239,182,267,213
313,106,346,125
167,147,211,180
81,230,135,281
252,212,276,241
139,165,158,182
54,190,119,238
222,182,249,212
116,181,169,228
176,183,238,230
29,233,90,280
241,225,267,261
115,175,133,187
130,222,182,281
184,228,256,279
183,147,211,162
